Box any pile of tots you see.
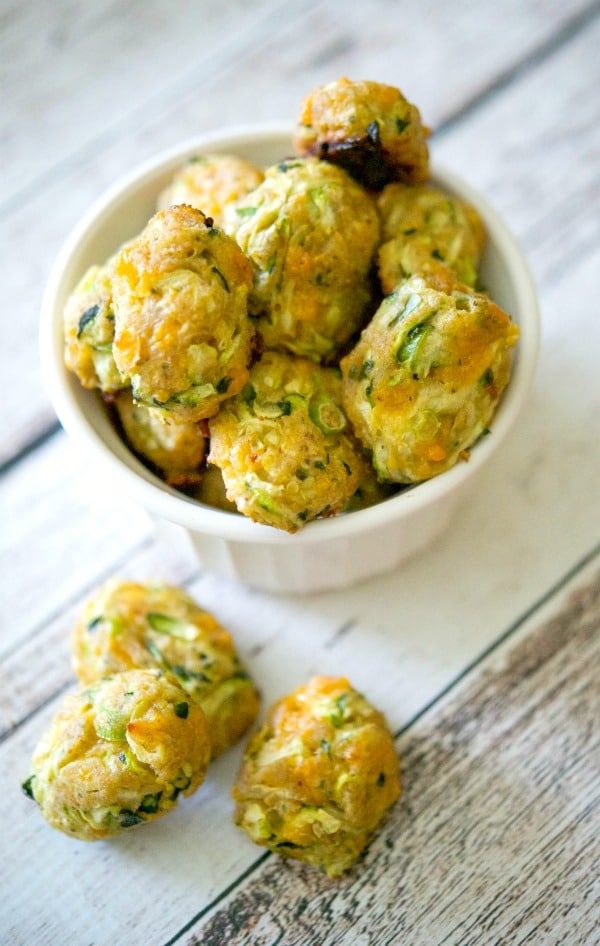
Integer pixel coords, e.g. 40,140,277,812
63,78,519,533
23,579,400,877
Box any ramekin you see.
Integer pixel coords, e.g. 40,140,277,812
40,125,540,593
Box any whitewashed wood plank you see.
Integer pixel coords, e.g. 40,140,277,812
1,0,596,463
2,0,592,209
0,431,153,654
0,0,313,211
205,0,597,130
432,12,600,288
2,538,597,944
0,540,199,738
2,6,599,945
175,561,600,946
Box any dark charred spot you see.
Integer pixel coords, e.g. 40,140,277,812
308,125,404,190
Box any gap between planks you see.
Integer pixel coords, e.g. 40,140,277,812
159,542,600,946
433,0,600,138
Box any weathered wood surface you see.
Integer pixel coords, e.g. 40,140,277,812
4,553,598,944
186,558,600,946
2,0,600,943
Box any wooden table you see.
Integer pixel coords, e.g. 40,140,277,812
2,1,599,943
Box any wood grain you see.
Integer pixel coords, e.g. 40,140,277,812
433,10,600,287
0,539,199,739
0,433,152,651
2,4,599,943
182,563,600,946
0,0,297,210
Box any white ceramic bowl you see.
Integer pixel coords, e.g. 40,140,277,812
40,124,540,594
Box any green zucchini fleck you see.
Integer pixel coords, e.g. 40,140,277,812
138,793,161,814
170,382,217,407
211,266,230,293
251,397,295,419
95,707,128,741
145,638,165,664
171,662,209,683
77,305,99,338
242,382,257,407
395,321,432,371
215,376,232,394
359,359,374,380
170,772,192,801
388,292,422,328
329,692,349,728
174,701,189,719
146,613,200,641
308,395,346,435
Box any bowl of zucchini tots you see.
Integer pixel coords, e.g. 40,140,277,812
41,78,539,594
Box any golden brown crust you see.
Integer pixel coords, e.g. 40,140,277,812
229,157,380,362
376,182,486,293
293,78,430,189
71,580,260,758
157,153,265,228
112,389,207,486
26,669,211,841
233,676,400,877
208,351,365,532
341,273,520,483
111,204,254,421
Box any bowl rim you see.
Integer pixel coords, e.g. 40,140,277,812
40,122,540,546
